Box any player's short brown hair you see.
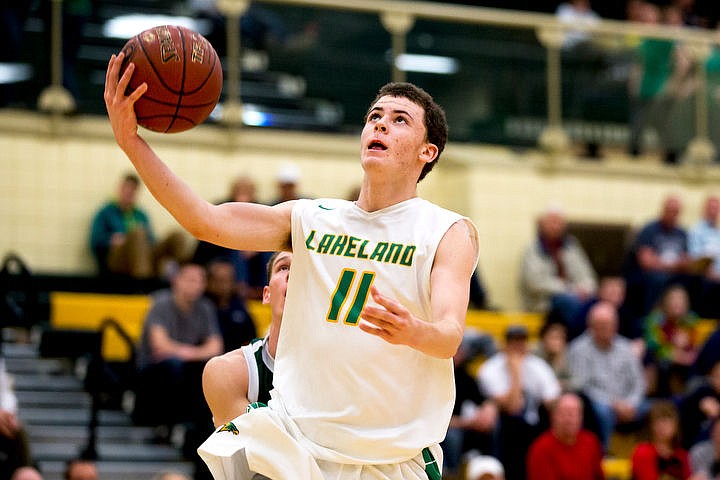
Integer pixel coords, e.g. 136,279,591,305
367,82,448,183
266,251,286,283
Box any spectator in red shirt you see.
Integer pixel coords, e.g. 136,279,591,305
526,392,605,480
631,400,702,480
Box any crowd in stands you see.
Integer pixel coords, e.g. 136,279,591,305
446,190,720,479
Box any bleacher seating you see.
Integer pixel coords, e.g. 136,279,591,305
44,290,718,357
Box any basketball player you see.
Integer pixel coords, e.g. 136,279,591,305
203,251,290,427
105,52,479,479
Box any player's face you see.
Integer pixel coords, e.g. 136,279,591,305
360,96,434,178
263,252,292,319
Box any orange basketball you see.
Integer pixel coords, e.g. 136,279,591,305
119,25,223,133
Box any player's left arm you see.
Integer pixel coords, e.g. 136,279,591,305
360,219,479,359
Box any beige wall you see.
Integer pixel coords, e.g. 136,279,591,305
2,110,719,311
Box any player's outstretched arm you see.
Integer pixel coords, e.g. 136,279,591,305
360,219,478,359
203,350,251,427
104,53,292,252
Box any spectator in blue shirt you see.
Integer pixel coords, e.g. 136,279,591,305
623,194,701,328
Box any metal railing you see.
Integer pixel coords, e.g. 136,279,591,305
6,0,720,169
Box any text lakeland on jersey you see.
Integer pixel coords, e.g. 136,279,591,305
305,230,416,267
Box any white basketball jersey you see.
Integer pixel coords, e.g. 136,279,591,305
272,197,478,464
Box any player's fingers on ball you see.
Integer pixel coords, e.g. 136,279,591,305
128,82,147,103
110,53,123,82
105,54,115,85
115,63,134,99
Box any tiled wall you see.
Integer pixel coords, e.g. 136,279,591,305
1,113,715,310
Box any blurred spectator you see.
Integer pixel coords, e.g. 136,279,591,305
623,195,699,323
555,0,600,51
63,457,98,480
191,175,271,300
689,418,720,479
672,0,703,27
642,283,700,397
90,173,155,278
567,301,649,451
679,360,720,450
204,258,256,352
442,330,498,478
627,4,696,165
90,173,188,281
570,275,631,340
630,400,699,480
133,263,223,439
520,205,597,326
478,325,561,480
626,0,649,23
533,319,572,391
688,195,720,319
526,392,605,480
0,357,31,479
10,466,43,480
465,453,505,480
272,163,308,205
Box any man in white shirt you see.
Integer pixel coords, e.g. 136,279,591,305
478,325,560,480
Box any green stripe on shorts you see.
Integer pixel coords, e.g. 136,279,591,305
422,447,441,480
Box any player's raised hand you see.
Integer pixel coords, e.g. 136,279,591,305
359,286,421,348
104,52,147,147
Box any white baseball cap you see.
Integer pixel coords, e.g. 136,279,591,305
277,164,300,184
466,455,504,479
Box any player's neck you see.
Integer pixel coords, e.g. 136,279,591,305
356,181,418,212
267,319,281,358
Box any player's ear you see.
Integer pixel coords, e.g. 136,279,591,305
420,143,439,164
262,285,271,305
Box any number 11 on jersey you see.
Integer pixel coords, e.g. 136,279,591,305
327,269,376,325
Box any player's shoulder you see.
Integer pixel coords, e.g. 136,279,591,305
205,347,249,383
